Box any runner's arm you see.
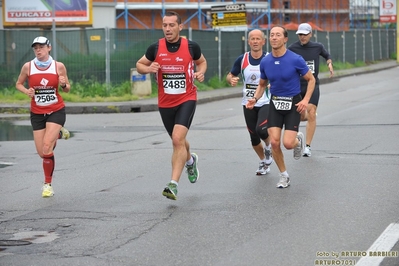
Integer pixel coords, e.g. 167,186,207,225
15,63,32,97
194,54,207,82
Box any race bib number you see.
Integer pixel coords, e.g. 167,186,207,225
162,73,186,94
272,96,292,110
306,60,315,73
34,88,58,106
244,84,257,99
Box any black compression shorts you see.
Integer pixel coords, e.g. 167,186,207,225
30,107,66,131
159,100,196,136
267,94,302,132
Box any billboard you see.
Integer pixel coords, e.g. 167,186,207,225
380,0,397,23
2,0,92,28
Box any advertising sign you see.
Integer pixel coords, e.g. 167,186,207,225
380,0,397,23
2,0,92,27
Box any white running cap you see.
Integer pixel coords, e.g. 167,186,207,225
31,36,51,47
296,23,312,35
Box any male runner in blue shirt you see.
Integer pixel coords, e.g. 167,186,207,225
246,25,315,188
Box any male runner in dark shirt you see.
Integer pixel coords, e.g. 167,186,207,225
288,23,334,157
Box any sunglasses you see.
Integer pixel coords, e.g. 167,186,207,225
298,33,310,36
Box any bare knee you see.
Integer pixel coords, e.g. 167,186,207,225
42,142,54,155
307,105,317,121
283,136,297,149
283,141,295,150
270,138,281,150
171,135,186,149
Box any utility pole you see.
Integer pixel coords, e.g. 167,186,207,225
52,0,57,60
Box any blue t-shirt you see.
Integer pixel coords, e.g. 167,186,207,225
260,50,309,97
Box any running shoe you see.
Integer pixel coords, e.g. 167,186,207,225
162,182,177,200
256,162,270,175
264,147,273,165
276,175,290,188
303,146,312,157
186,153,199,183
60,127,70,140
42,183,54,198
293,132,304,160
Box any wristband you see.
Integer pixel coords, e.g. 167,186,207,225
254,97,259,103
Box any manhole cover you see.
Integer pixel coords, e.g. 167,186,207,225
0,240,32,246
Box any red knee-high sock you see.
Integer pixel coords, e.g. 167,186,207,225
43,153,55,184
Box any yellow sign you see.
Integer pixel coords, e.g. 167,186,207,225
211,12,247,27
90,35,101,41
211,4,247,28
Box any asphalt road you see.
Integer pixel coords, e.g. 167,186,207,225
1,66,399,266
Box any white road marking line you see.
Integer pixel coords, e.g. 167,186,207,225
0,161,14,165
356,223,399,266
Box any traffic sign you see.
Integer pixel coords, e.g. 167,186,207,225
211,4,247,28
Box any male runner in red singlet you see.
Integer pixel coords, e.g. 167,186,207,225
136,11,207,200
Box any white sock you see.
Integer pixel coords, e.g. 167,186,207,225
186,155,194,165
280,171,289,177
170,180,178,186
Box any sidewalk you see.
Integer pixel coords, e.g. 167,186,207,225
0,60,397,116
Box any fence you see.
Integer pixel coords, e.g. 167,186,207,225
0,28,396,89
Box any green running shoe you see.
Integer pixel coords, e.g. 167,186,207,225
186,153,199,183
162,182,178,200
60,127,70,140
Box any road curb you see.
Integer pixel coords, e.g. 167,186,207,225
1,60,397,115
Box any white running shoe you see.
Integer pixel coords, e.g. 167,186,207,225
303,146,312,157
293,132,304,160
256,162,270,175
276,175,290,188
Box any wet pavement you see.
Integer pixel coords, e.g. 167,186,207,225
0,121,33,141
0,64,399,265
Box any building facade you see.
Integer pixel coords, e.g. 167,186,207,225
93,0,383,31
